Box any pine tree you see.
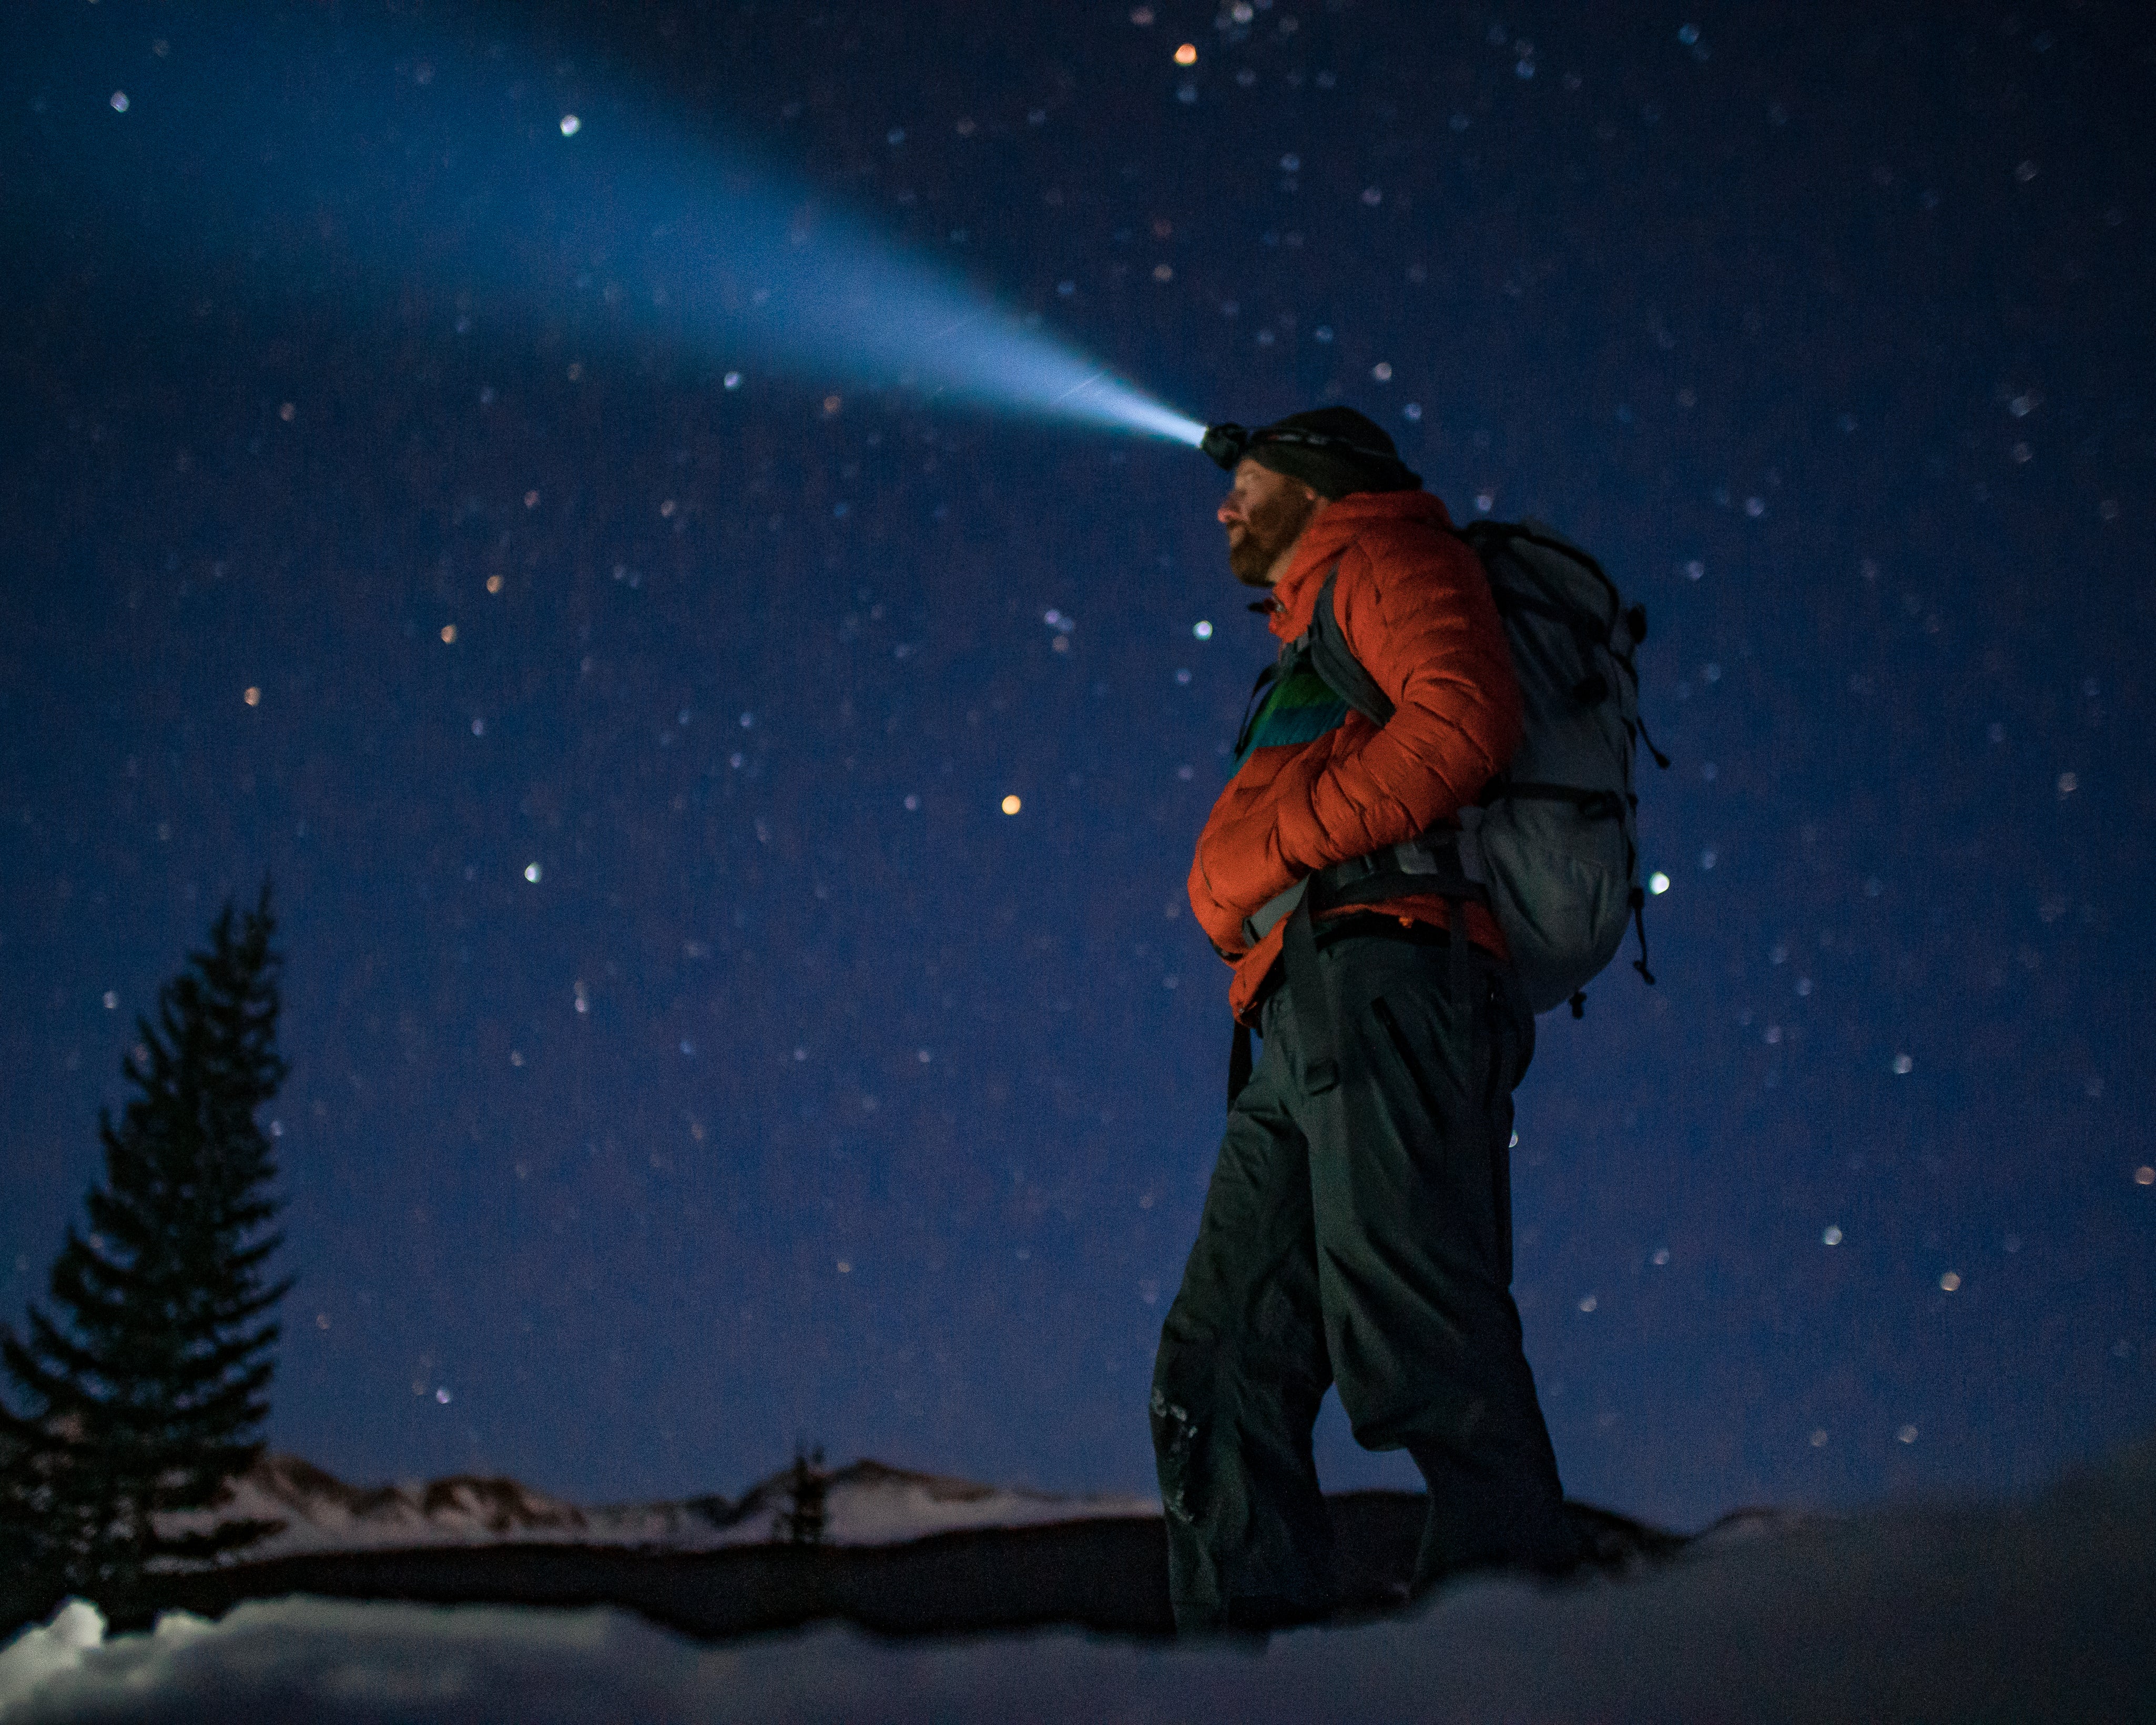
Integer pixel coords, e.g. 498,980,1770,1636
0,885,292,1608
779,1444,829,1546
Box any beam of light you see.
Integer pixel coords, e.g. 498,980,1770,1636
12,2,1206,447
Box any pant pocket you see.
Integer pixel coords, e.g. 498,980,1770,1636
1368,995,1452,1178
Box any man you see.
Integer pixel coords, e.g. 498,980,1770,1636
1150,406,1579,1635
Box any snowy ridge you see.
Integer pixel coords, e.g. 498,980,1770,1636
153,1455,1161,1564
11,1431,2153,1724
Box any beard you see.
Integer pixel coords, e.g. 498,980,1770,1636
1226,483,1323,586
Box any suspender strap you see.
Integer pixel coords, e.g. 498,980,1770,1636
1281,878,1339,1095
1448,894,1475,1020
1227,1020,1255,1110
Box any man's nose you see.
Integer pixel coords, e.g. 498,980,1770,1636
1217,498,1237,524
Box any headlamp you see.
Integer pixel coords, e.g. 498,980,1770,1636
1201,422,1252,471
1203,420,1403,473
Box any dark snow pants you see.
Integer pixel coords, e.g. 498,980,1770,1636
1150,919,1575,1633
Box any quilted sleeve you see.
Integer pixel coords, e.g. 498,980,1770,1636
1273,526,1522,873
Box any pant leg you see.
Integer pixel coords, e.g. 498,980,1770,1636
1150,1019,1336,1632
1295,930,1578,1588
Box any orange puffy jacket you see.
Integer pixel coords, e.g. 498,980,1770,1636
1189,488,1524,1024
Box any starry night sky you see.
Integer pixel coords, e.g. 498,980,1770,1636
3,0,2152,1532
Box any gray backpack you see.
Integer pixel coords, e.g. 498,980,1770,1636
1457,519,1663,1013
1251,518,1664,1018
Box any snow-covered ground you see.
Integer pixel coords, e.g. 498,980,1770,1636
6,1434,2151,1723
151,1454,1160,1562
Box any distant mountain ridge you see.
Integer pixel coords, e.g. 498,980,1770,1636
106,1456,1838,1647
154,1455,1163,1565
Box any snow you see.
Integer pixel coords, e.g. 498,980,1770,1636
7,1434,2151,1723
150,1455,1161,1563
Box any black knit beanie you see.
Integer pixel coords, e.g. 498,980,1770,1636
1244,407,1421,498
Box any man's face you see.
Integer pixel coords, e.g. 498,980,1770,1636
1217,459,1325,587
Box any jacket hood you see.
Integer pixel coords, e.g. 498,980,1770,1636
1268,489,1454,642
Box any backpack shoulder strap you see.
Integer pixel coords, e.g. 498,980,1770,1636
1302,563,1395,727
